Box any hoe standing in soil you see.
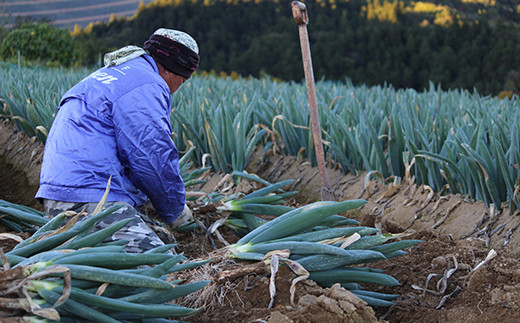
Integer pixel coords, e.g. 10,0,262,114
292,1,335,201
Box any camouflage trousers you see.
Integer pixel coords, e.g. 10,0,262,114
42,199,167,253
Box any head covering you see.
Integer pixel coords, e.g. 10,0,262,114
143,28,200,78
104,45,147,67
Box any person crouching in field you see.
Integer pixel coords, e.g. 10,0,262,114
36,28,199,253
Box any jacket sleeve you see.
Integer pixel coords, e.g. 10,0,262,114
112,82,185,223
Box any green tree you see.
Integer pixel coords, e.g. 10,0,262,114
0,23,77,66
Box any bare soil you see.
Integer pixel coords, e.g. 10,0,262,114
2,119,520,322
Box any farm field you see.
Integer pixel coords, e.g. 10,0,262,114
2,64,520,321
1,120,520,322
0,0,156,29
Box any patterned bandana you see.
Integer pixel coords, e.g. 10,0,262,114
103,29,199,78
143,29,200,78
151,28,199,55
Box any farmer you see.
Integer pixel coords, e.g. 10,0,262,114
35,28,199,253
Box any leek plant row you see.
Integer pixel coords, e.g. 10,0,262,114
3,63,520,211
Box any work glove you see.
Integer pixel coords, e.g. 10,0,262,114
166,204,193,230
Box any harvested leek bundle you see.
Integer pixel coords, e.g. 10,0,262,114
1,205,209,322
0,199,47,233
225,199,422,307
173,172,420,306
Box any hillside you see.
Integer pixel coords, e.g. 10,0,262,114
0,0,155,29
65,0,519,96
1,0,519,95
2,0,519,30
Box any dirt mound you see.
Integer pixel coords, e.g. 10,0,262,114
2,118,520,322
372,230,520,322
198,272,381,323
241,148,520,257
188,264,380,323
0,120,43,191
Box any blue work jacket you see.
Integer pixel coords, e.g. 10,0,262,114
36,55,185,223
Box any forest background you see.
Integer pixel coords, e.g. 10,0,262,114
1,0,520,97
